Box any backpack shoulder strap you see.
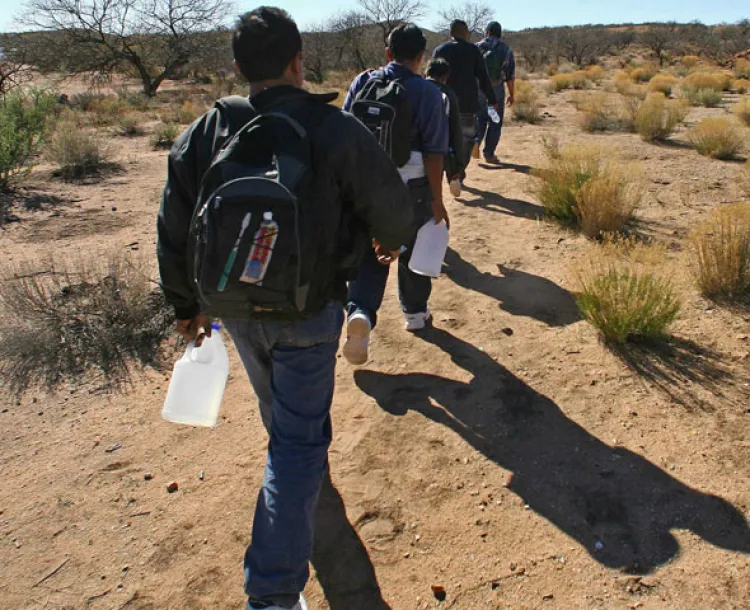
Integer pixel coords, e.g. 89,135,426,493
215,95,257,133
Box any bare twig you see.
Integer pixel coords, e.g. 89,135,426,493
32,557,70,588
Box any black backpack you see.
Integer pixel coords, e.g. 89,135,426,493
350,70,412,167
188,95,334,320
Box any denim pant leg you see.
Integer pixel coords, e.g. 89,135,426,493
229,303,344,609
458,113,477,177
476,92,489,147
224,320,274,431
483,84,506,157
398,237,432,315
347,245,390,329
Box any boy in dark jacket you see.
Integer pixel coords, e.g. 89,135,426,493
157,8,414,610
425,57,464,198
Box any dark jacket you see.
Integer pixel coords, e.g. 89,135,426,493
433,80,464,178
477,37,516,84
433,38,497,114
157,85,415,319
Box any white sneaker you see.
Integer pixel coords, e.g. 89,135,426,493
250,595,308,610
449,178,461,197
404,309,431,332
343,312,371,365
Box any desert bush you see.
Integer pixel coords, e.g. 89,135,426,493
69,91,102,112
629,63,659,83
681,55,701,68
114,87,151,112
0,90,56,190
88,96,130,126
689,117,745,160
150,122,181,149
682,87,723,107
114,113,144,137
634,93,688,142
549,71,590,92
691,204,750,303
0,253,174,395
733,79,750,94
614,71,648,98
48,122,110,179
584,65,606,83
575,241,681,344
649,74,679,96
546,64,558,76
176,100,203,124
735,59,750,80
532,142,641,237
684,71,731,92
741,161,750,198
576,93,627,132
512,81,542,123
733,99,750,127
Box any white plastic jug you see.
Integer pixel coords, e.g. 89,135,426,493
162,324,229,427
409,219,449,278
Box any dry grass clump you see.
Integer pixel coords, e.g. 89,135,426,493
87,96,131,126
732,99,750,127
48,122,111,180
549,71,590,92
150,122,181,150
682,87,723,107
629,63,659,83
689,117,745,160
584,65,607,83
113,113,144,137
0,253,174,396
735,59,750,80
176,100,204,124
649,74,679,96
614,71,648,98
684,70,732,92
741,160,750,198
575,93,630,132
512,80,543,123
691,204,750,304
733,79,750,94
532,141,641,238
574,239,681,344
634,93,689,142
681,55,701,68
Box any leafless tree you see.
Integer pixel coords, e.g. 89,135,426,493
23,0,231,96
329,10,384,72
357,0,425,45
507,31,554,73
555,27,610,67
303,23,333,83
639,24,678,66
436,2,493,41
0,36,36,96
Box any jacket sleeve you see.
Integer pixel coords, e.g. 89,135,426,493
331,113,415,251
475,46,497,105
156,110,221,319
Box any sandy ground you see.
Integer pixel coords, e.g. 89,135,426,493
0,82,749,610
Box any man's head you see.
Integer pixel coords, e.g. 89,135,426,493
386,23,427,68
450,20,470,41
486,21,502,38
232,7,303,87
425,57,451,84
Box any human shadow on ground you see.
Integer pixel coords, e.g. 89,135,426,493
354,327,750,574
612,338,745,412
458,184,543,220
312,473,391,610
478,161,532,175
443,248,580,327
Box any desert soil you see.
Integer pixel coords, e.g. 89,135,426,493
0,83,749,610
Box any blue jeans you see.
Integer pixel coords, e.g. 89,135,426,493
459,113,477,179
476,84,506,158
347,241,432,328
223,301,344,609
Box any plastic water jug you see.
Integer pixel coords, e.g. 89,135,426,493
408,219,449,278
162,324,229,427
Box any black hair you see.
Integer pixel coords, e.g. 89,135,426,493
425,57,451,80
487,21,503,38
388,23,427,62
450,20,468,38
232,7,302,83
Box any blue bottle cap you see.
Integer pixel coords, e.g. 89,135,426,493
211,323,221,331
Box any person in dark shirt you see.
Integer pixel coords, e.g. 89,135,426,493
425,57,464,198
342,24,449,365
476,21,516,164
433,19,498,181
157,8,414,610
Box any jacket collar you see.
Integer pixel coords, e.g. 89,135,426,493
249,85,338,112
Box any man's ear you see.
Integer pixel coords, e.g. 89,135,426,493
385,47,393,62
286,52,304,86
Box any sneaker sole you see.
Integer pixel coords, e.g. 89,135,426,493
449,182,461,197
343,317,370,365
405,313,432,333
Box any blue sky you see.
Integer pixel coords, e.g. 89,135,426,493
1,0,748,32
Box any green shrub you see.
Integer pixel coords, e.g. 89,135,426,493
682,87,723,107
114,113,144,137
48,122,110,179
150,122,181,149
634,93,688,142
512,80,542,123
0,90,57,190
0,253,174,395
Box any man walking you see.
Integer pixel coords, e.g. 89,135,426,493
433,20,497,182
476,21,516,164
157,8,415,609
342,24,449,365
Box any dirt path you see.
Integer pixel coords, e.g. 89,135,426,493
1,90,749,610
